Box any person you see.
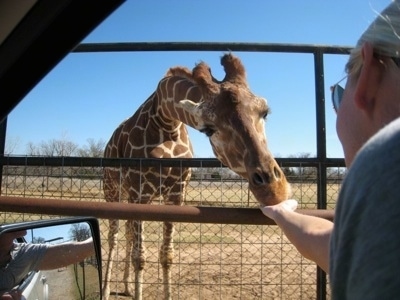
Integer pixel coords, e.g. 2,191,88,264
0,229,95,300
260,1,400,299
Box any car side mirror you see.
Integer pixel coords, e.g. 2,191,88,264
0,217,102,299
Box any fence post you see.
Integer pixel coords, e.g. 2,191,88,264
314,50,327,300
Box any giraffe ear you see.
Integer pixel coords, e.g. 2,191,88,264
179,99,203,118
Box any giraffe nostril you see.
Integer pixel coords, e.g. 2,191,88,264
252,172,269,185
273,166,282,180
251,166,282,186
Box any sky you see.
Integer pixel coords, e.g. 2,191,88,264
5,0,390,158
24,224,73,243
24,222,91,243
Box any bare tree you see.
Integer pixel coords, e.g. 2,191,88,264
4,136,20,155
25,132,79,156
26,141,41,156
281,152,317,182
77,138,106,157
54,138,78,156
69,223,91,241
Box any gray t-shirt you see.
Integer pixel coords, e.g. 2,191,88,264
0,242,48,294
330,117,400,299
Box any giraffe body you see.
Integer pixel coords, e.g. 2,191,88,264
103,53,291,300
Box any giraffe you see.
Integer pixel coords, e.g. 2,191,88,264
102,53,291,300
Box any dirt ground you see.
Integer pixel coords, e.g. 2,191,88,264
42,264,100,299
1,176,336,299
100,220,326,300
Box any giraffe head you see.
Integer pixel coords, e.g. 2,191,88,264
179,53,291,205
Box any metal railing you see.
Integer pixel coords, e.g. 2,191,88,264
0,42,351,299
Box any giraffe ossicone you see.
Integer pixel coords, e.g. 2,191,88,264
102,53,291,300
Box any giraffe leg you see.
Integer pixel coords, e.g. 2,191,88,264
160,221,174,300
103,219,119,300
123,220,134,296
159,180,187,300
132,220,146,300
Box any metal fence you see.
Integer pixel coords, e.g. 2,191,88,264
0,42,350,299
0,156,344,299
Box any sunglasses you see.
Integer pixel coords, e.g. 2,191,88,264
330,76,347,113
330,56,400,113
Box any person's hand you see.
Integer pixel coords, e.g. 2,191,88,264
0,289,22,300
260,199,298,221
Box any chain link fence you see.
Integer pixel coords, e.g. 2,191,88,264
0,156,344,299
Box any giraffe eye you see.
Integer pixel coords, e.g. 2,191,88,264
262,108,270,120
200,126,215,137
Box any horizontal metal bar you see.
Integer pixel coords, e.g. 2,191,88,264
0,156,224,167
0,156,346,168
73,42,352,55
0,196,334,225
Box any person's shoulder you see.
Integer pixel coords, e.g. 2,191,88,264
334,118,400,229
352,118,400,171
338,117,400,209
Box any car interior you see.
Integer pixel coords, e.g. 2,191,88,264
0,0,125,124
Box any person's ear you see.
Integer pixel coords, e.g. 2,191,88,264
354,42,382,114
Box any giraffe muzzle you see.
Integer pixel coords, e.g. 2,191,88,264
247,163,291,205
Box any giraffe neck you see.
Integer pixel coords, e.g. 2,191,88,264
153,76,203,130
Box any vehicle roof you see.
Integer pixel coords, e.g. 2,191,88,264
0,0,125,123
